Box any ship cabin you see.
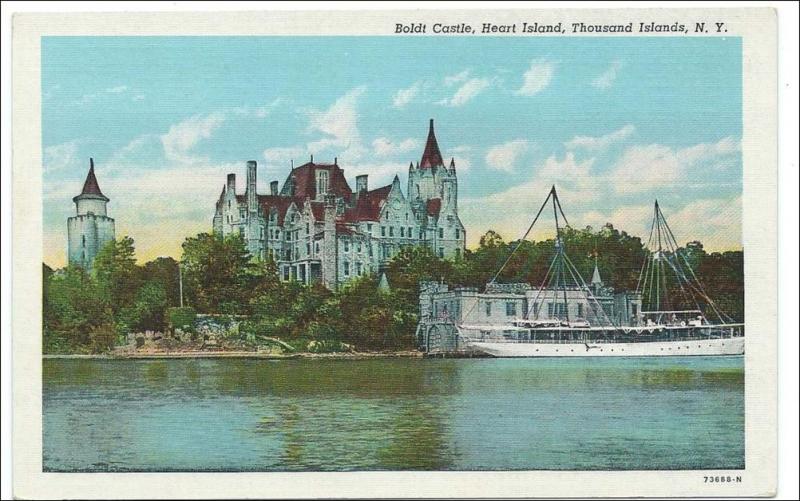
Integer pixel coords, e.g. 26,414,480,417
419,281,642,328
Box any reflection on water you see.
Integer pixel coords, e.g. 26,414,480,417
43,357,744,471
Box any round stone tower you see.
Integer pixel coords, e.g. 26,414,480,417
67,158,115,270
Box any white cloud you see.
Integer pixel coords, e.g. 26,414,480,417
263,146,307,168
591,60,623,89
392,82,422,108
233,98,282,118
515,59,555,96
307,86,367,161
448,145,473,173
609,137,740,193
444,69,471,86
106,85,128,94
372,137,420,157
485,140,531,172
160,112,226,164
565,124,635,151
43,141,80,174
132,94,146,101
438,77,492,107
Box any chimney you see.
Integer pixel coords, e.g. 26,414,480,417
270,180,279,196
356,174,368,193
226,173,236,193
246,161,257,213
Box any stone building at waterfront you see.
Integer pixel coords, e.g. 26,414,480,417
67,159,116,270
213,119,466,289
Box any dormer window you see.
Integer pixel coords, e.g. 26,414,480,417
316,169,329,197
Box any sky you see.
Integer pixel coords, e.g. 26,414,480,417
42,36,742,268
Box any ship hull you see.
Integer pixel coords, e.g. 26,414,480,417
468,336,744,357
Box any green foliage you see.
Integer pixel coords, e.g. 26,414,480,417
43,223,744,354
93,236,141,314
167,307,197,330
181,232,280,314
43,236,184,354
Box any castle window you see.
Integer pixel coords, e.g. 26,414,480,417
400,227,405,238
315,242,320,254
547,303,554,317
306,223,309,235
357,242,362,253
344,241,350,253
405,213,409,221
485,301,492,316
240,209,246,218
419,230,424,239
367,223,373,233
81,235,85,248
381,226,386,237
408,227,413,238
455,229,460,239
316,169,329,196
415,184,420,198
438,228,444,239
356,262,362,275
506,302,517,317
577,303,584,318
343,261,350,276
437,248,444,258
389,227,394,237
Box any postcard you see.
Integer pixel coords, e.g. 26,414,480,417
12,6,778,499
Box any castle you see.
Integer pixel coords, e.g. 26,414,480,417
213,119,466,289
67,159,116,270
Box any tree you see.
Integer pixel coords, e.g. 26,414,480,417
180,232,254,313
93,236,141,314
43,264,112,353
141,257,181,308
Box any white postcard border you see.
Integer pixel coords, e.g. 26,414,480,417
12,7,777,499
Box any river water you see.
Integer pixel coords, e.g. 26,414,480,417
43,356,744,471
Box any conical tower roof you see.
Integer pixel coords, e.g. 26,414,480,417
420,119,444,169
591,260,602,285
73,158,109,202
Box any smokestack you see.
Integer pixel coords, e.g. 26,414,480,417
270,180,279,195
356,174,368,193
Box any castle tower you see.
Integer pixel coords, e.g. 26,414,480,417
67,159,115,270
407,119,461,207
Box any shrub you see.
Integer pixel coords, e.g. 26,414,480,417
167,307,197,331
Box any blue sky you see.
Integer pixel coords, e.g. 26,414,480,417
42,36,742,267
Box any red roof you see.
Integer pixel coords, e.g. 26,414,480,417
426,198,442,217
343,184,392,222
283,162,352,200
258,195,294,225
75,159,109,201
309,201,326,221
420,119,444,169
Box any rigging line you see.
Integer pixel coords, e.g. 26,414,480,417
489,188,553,284
663,255,706,318
658,204,733,323
563,252,615,327
552,194,571,324
552,188,571,228
525,248,558,319
659,223,702,318
636,203,658,293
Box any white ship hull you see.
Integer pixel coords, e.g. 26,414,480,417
468,336,744,357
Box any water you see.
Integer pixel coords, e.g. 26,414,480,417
43,356,744,471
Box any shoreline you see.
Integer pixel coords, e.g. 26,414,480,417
43,350,426,360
